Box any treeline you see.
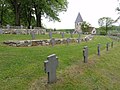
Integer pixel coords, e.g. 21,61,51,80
0,0,68,28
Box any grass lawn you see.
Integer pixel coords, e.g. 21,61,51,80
0,34,119,90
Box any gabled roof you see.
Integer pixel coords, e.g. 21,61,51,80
75,12,83,23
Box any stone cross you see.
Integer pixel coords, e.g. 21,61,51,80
77,38,80,44
31,31,35,40
97,44,100,56
83,46,88,63
30,26,32,29
106,43,109,51
44,54,58,83
61,32,64,38
66,38,70,45
111,41,113,48
6,24,10,30
49,31,52,39
50,38,55,47
0,28,3,34
21,25,23,29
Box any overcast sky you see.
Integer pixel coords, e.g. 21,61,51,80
42,0,119,29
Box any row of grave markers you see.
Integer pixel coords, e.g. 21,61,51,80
44,41,114,83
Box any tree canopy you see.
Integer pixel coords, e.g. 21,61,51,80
98,17,114,34
0,0,68,28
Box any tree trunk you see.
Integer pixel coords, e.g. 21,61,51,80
11,0,21,26
14,4,20,26
34,3,42,27
0,5,3,26
36,13,42,27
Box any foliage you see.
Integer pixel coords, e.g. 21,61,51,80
0,0,68,27
98,17,114,34
81,21,91,33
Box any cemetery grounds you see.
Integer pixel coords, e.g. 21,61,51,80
0,34,120,90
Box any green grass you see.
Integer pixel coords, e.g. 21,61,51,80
0,34,119,90
0,34,81,42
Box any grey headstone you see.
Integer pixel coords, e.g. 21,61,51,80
83,46,88,63
66,38,70,45
97,44,100,56
6,24,10,30
106,43,109,51
0,28,3,34
30,26,32,29
77,38,81,43
50,38,55,47
21,25,23,29
44,54,58,83
31,31,35,40
61,32,64,38
49,31,52,39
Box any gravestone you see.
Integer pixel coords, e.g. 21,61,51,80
61,32,64,38
21,25,23,29
31,31,35,40
44,54,58,83
66,38,70,45
30,26,32,29
97,44,100,56
0,28,3,34
6,24,10,30
50,38,55,47
77,38,80,43
15,30,20,34
49,31,52,39
106,43,109,51
111,41,113,48
83,46,88,63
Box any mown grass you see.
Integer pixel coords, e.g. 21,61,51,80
40,41,120,90
0,34,81,42
0,34,118,90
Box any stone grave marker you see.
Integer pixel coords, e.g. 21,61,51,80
61,32,64,38
31,31,35,40
30,26,32,29
106,43,109,51
21,25,23,29
44,54,58,83
0,28,3,34
97,44,100,56
49,31,52,39
6,24,10,30
83,46,88,63
50,38,55,47
66,38,70,45
77,38,80,43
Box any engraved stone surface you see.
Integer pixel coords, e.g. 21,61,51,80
44,54,58,83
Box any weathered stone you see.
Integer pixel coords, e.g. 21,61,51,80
83,46,88,63
44,54,58,83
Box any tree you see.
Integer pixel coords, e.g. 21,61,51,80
98,17,114,34
81,21,91,33
33,0,68,27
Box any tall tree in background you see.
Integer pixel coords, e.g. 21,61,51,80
98,17,114,34
33,0,68,27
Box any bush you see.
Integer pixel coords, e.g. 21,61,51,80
100,31,106,35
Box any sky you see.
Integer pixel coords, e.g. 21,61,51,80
42,0,119,29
